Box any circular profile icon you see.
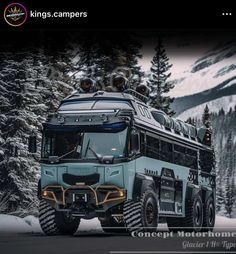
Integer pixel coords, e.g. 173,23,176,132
4,3,28,27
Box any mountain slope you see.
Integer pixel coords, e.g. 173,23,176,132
177,95,236,120
169,40,236,116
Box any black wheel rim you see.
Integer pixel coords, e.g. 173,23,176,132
146,202,154,224
194,200,202,227
208,203,214,226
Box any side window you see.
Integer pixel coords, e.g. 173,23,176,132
200,150,214,173
146,135,160,159
160,140,173,163
173,144,185,166
185,148,198,169
140,132,146,155
173,144,198,169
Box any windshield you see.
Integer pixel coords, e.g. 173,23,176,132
42,127,128,160
42,131,82,159
81,128,127,159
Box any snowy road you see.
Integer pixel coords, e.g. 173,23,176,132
1,215,236,254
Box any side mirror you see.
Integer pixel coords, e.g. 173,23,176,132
100,155,114,164
130,132,140,154
28,135,37,153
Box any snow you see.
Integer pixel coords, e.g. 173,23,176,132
78,218,102,233
220,78,236,89
178,95,236,120
168,55,236,98
0,214,102,234
0,214,42,233
1,214,236,234
215,216,236,230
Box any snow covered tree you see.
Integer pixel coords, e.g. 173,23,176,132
194,105,236,217
148,37,175,116
225,169,235,218
74,32,143,89
223,132,235,218
215,160,225,213
0,43,74,213
218,107,225,116
202,104,211,128
0,52,43,213
185,117,196,126
113,32,144,89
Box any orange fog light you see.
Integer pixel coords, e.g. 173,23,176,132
119,190,125,197
43,191,48,197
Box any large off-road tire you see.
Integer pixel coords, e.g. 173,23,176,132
202,196,215,232
99,216,127,233
123,189,158,234
166,217,183,232
39,200,80,236
182,194,203,232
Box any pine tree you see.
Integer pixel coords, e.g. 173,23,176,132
215,160,224,213
224,132,234,218
0,43,74,213
148,37,174,115
0,52,43,213
185,117,196,126
113,32,144,89
74,32,143,89
225,168,234,218
218,107,225,116
202,105,211,128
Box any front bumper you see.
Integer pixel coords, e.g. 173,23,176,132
41,184,126,217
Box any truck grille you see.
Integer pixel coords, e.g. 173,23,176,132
63,173,100,186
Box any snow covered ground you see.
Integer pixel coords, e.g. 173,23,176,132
0,214,102,233
1,214,236,234
0,214,42,233
178,94,236,120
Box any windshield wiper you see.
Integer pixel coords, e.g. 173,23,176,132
84,139,100,161
88,146,100,161
49,148,76,163
88,146,114,164
84,139,90,158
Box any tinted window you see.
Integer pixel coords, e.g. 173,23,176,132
151,112,165,125
173,144,185,166
200,150,214,173
140,132,146,154
146,135,160,159
161,140,172,162
174,144,185,153
173,145,197,169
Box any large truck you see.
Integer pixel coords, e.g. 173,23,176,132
29,89,216,235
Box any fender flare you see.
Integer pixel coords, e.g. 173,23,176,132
201,186,215,205
185,183,202,202
132,173,156,201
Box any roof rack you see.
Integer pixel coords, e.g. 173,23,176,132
124,89,148,103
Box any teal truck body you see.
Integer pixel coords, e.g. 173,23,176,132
33,90,215,235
